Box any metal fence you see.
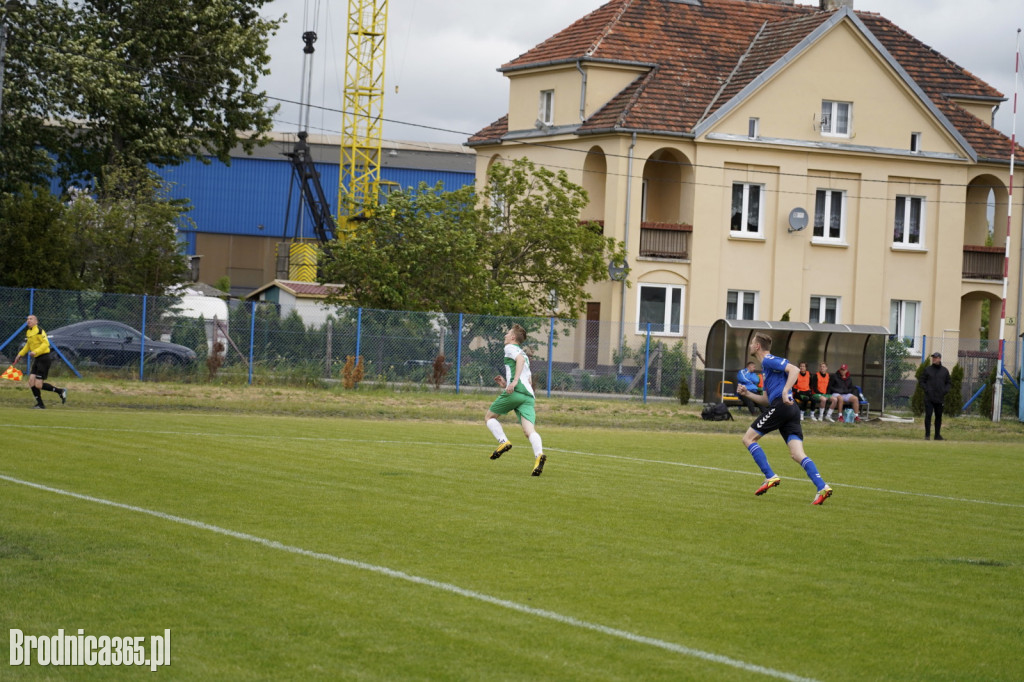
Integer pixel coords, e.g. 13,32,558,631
0,286,1019,416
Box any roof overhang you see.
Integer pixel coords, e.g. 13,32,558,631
692,7,979,162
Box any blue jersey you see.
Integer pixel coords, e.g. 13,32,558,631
760,354,792,403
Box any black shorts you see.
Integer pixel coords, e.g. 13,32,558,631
750,398,803,442
30,352,53,380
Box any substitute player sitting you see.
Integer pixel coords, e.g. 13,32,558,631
736,332,833,505
484,323,546,476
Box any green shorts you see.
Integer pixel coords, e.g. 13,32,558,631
488,389,537,425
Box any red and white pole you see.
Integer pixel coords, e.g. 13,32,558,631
993,29,1020,422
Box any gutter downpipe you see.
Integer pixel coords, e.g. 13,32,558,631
576,60,587,123
618,132,637,372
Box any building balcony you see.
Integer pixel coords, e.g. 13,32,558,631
639,222,692,259
962,245,1004,280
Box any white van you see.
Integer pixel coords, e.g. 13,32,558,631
163,291,230,357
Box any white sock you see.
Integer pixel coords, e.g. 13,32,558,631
826,409,833,417
486,418,508,443
528,432,543,456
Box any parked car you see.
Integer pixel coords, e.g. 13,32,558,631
47,320,197,367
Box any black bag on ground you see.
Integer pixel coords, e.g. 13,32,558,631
701,402,734,421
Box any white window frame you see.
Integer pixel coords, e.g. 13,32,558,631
538,90,554,126
893,195,925,248
890,299,922,355
809,295,840,324
726,290,759,321
820,100,852,137
812,189,846,243
636,283,685,336
748,117,759,139
910,132,922,153
730,183,764,238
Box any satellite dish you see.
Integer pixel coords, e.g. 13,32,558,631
788,207,809,232
608,258,629,282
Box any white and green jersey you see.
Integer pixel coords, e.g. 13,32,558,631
504,344,535,397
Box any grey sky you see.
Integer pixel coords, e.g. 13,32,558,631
260,0,1022,144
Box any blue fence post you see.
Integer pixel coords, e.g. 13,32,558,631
28,288,34,314
248,301,256,385
921,334,927,360
547,317,555,398
455,313,463,395
355,308,362,361
643,323,651,404
139,295,147,381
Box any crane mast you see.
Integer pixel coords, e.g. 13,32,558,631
339,0,388,229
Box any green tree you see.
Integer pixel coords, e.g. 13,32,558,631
321,183,494,313
322,163,626,321
61,163,193,294
944,363,963,417
0,2,79,188
0,186,79,289
910,362,927,416
481,158,626,320
977,367,997,416
884,336,911,409
0,0,281,189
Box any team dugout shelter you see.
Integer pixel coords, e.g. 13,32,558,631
703,320,890,413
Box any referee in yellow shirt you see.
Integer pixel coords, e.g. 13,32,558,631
13,315,67,409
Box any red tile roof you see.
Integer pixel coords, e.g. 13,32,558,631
246,279,343,299
471,0,1018,161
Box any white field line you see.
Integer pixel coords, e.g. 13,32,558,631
0,473,818,682
6,423,1023,509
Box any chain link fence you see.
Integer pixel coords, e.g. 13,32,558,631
0,286,1019,417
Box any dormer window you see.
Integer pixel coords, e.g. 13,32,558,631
820,100,851,137
539,90,554,126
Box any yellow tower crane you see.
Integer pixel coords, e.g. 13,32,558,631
338,0,389,230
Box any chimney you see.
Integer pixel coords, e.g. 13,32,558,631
820,0,853,9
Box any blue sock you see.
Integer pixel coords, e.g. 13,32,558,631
800,456,826,490
747,443,775,479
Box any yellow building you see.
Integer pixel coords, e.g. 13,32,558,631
469,0,1022,372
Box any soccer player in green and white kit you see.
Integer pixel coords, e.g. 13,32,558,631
485,323,546,476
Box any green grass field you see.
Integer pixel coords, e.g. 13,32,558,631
1,387,1022,680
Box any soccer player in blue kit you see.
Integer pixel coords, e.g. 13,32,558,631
735,332,833,505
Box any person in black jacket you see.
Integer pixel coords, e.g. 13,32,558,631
920,352,952,440
826,363,860,423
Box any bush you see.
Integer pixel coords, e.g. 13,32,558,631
677,376,690,405
944,363,963,417
884,337,912,408
977,367,1019,418
580,372,622,394
910,362,926,417
977,368,996,416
